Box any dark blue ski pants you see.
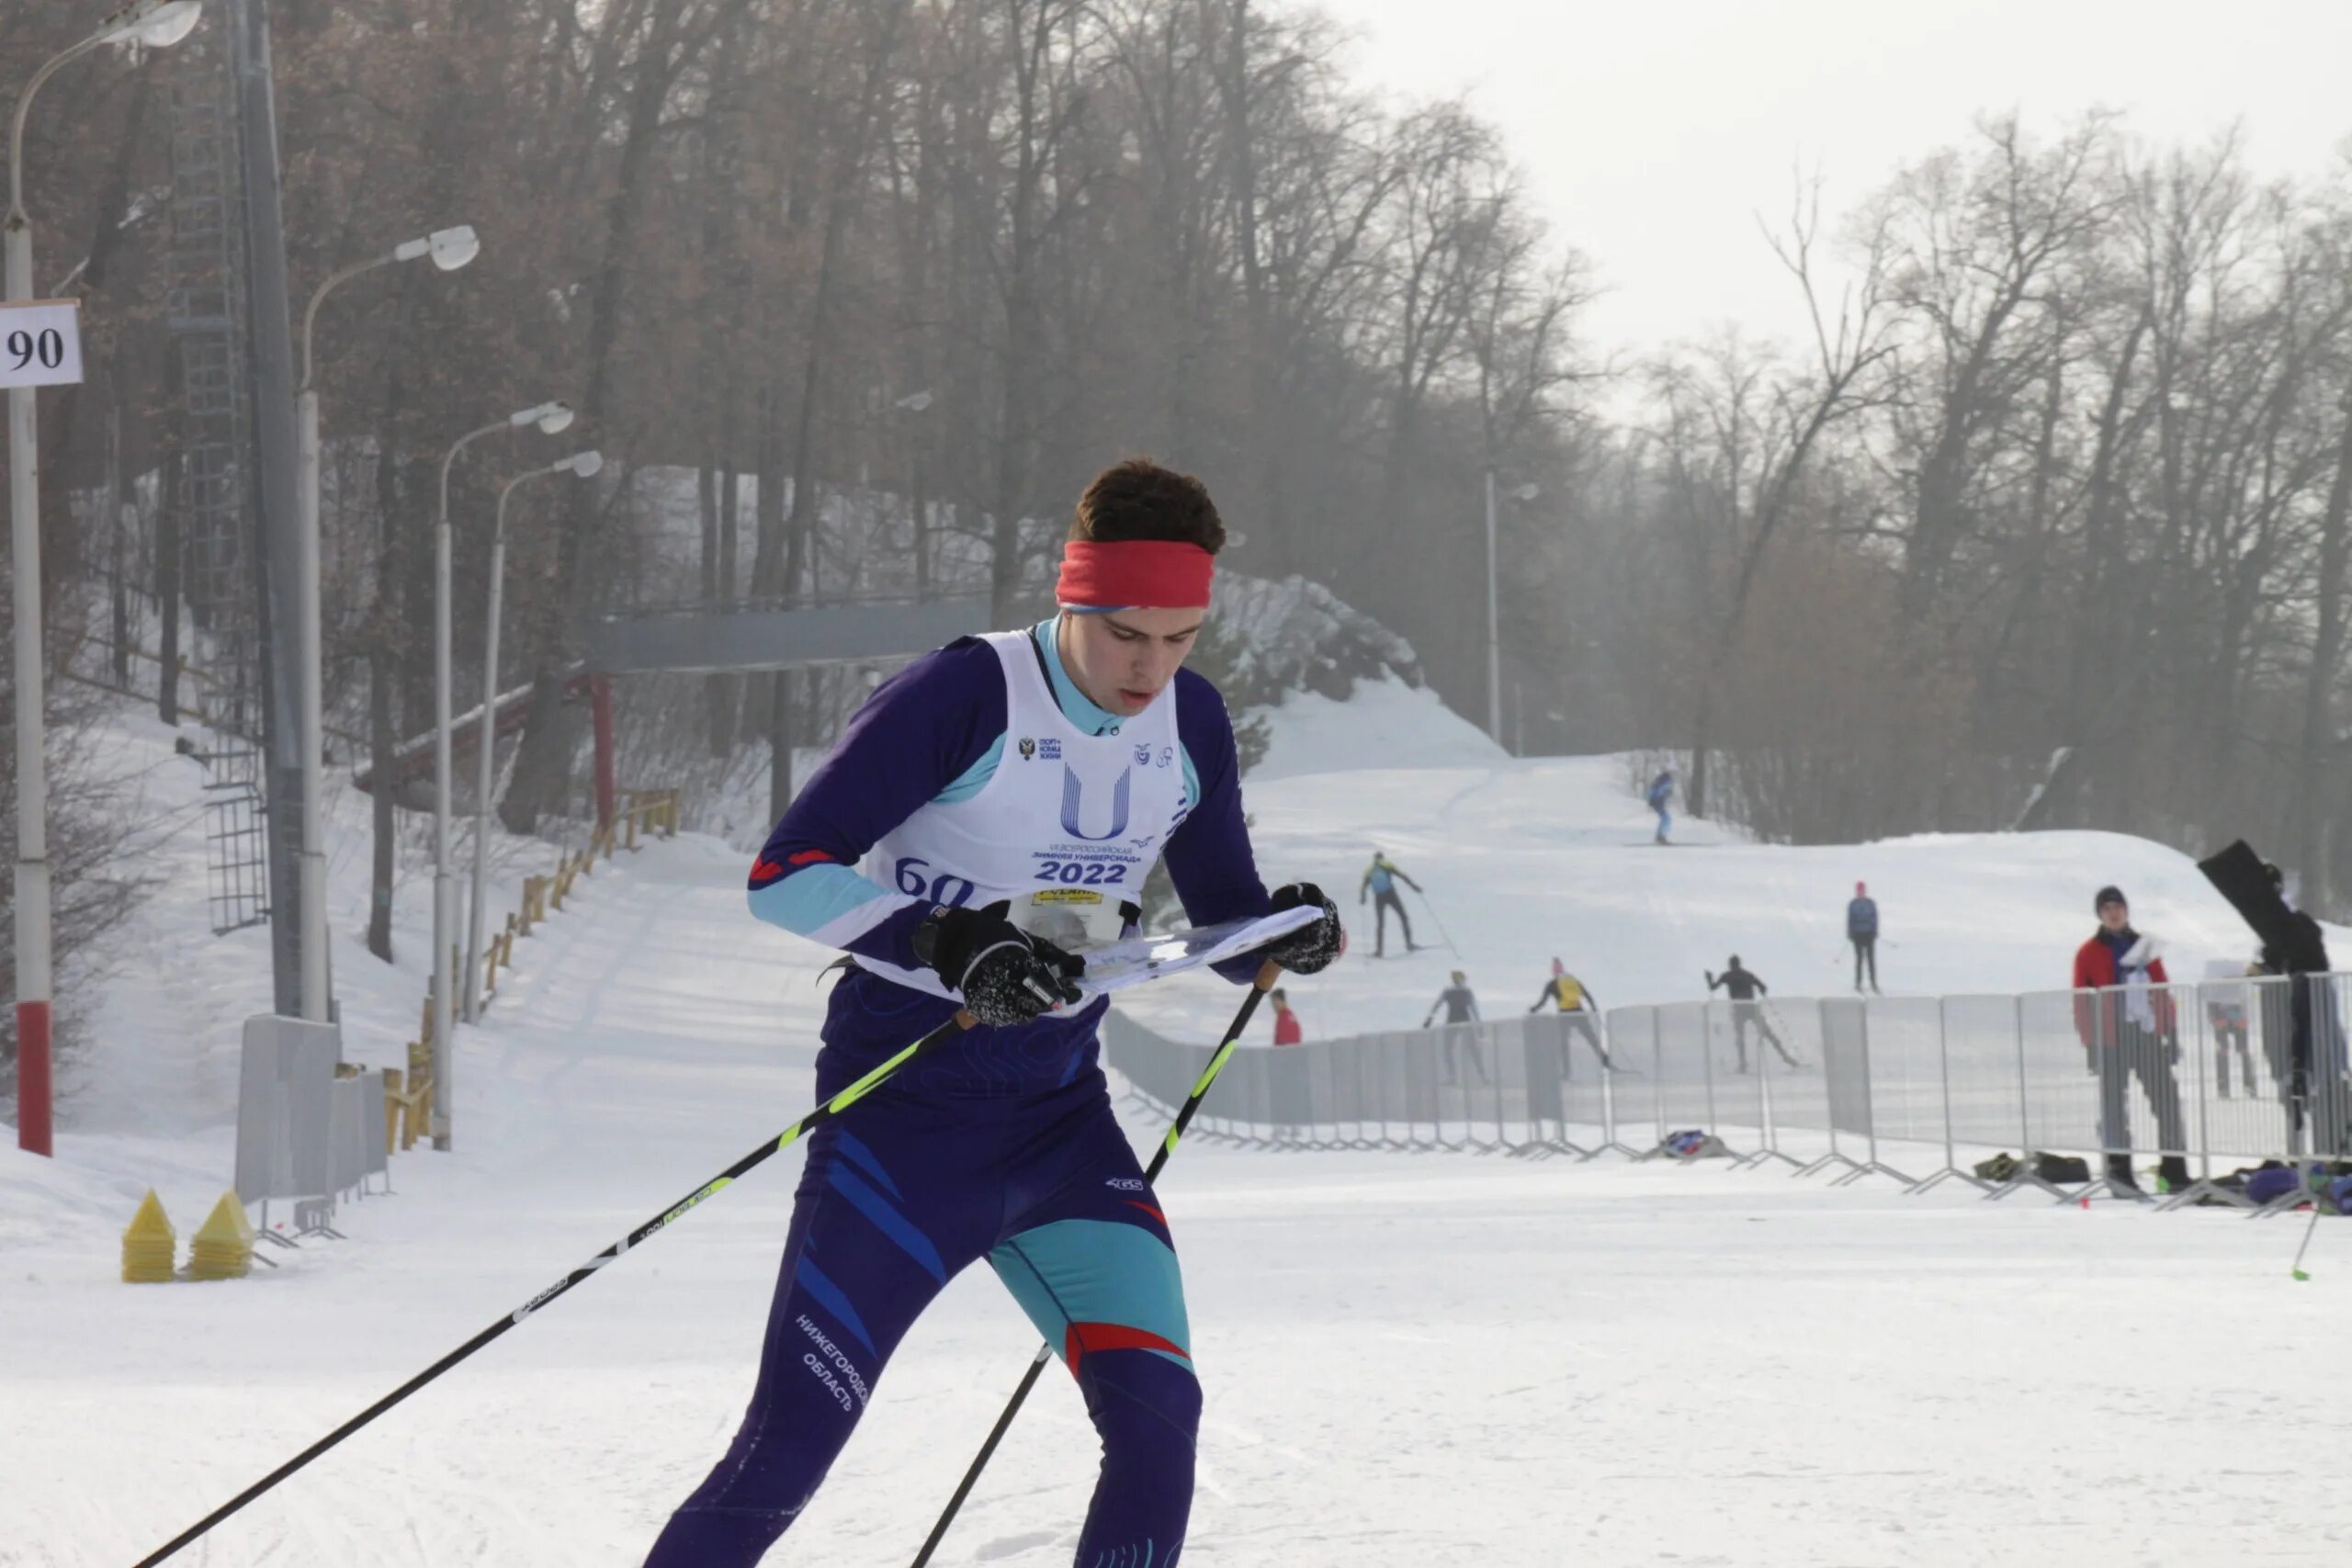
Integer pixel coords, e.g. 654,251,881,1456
646,979,1198,1567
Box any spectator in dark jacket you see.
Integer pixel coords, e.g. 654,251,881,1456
2252,861,2335,1145
1847,881,1880,993
2071,886,2188,1193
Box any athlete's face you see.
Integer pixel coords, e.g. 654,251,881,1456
1060,606,1204,716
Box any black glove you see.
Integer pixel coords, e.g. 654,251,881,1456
910,900,1083,1027
1261,882,1345,974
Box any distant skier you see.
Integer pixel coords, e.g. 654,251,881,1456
1269,987,1304,1046
1528,957,1611,1068
2201,958,2256,1099
2071,886,2188,1193
1847,880,1881,993
1705,956,1797,1072
1423,970,1487,1084
1646,766,1676,844
650,458,1345,1567
1359,850,1424,958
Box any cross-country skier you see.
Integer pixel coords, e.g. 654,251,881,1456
644,459,1346,1568
1528,957,1611,1068
1705,956,1797,1072
1847,880,1881,993
2202,958,2257,1100
1646,766,1676,844
1359,850,1424,957
1423,969,1487,1083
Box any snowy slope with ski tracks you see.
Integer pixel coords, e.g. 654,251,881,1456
6,698,2351,1564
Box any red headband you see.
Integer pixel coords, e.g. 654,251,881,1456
1056,538,1215,609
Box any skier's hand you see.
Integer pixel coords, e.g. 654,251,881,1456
911,900,1083,1028
1262,882,1345,975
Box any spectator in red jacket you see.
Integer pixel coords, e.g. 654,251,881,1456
1270,988,1304,1046
2071,886,2188,1194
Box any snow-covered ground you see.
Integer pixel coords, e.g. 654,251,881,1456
1128,681,2345,1043
6,690,2352,1565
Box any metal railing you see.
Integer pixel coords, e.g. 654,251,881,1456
1101,974,2352,1212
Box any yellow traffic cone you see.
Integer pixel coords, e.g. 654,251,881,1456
187,1191,255,1281
121,1190,176,1284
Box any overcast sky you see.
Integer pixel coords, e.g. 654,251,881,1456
1297,0,2352,364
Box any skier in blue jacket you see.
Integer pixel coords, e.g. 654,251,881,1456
644,459,1345,1568
1646,767,1676,844
1358,851,1424,957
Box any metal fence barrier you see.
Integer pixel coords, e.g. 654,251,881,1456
1101,975,2352,1213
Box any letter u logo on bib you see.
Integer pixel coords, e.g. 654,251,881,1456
1059,766,1133,842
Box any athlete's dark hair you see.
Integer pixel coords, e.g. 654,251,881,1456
1072,457,1227,554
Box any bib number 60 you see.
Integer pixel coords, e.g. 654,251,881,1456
895,856,977,908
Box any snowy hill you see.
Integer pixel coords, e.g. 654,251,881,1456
1249,675,1506,780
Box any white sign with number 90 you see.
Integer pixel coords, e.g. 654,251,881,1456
0,299,83,389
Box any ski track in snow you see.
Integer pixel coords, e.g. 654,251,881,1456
7,717,2352,1564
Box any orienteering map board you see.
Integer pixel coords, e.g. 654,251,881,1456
1075,907,1320,998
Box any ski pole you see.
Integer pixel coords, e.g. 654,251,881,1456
1414,889,1461,956
134,1010,977,1568
2292,1196,2325,1280
908,961,1280,1568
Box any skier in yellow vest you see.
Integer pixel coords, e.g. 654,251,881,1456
1528,957,1612,1068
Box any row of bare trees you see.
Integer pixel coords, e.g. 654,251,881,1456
7,0,2352,1074
5,0,1593,980
1573,116,2352,913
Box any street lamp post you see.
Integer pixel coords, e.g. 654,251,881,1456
463,450,601,1023
295,224,476,1024
429,400,571,1149
8,0,204,1157
892,389,933,597
1482,473,1541,750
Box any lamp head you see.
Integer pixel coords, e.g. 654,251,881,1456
511,400,574,434
104,0,202,49
555,450,604,479
396,224,481,272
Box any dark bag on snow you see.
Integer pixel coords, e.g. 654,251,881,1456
2033,1152,2091,1185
